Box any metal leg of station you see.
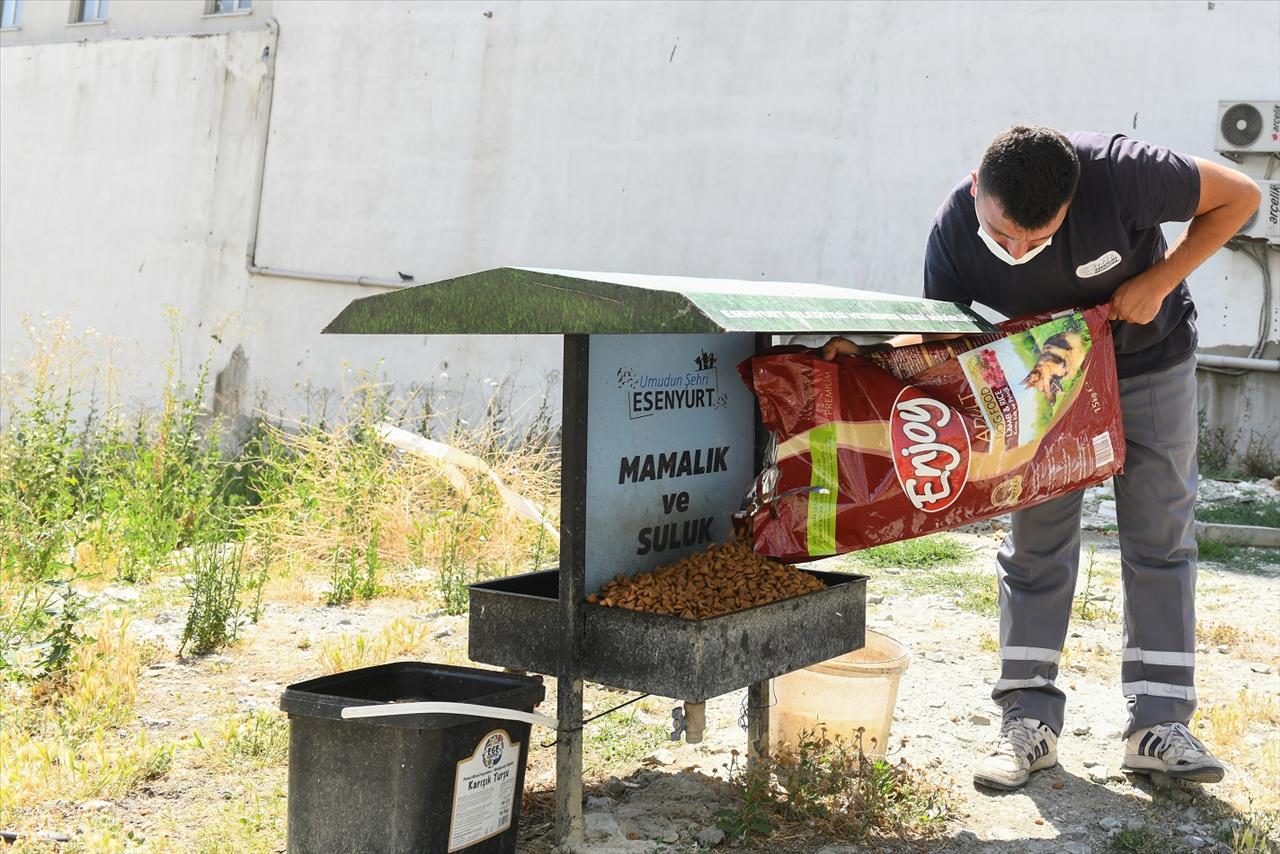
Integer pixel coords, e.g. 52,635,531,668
554,677,584,850
746,679,770,771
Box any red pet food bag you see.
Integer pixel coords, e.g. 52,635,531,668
738,305,1125,562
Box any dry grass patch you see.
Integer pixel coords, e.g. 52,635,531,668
1194,688,1280,810
1,614,172,827
317,616,456,674
245,414,559,612
1198,621,1246,649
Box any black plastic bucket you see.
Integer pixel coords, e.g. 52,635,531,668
280,661,546,854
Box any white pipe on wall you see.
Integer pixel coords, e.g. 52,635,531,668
1196,353,1280,373
244,19,404,292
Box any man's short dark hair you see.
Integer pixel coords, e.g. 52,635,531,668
978,126,1080,230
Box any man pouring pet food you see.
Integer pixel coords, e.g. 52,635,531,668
825,127,1259,791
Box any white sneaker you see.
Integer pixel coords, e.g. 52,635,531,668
973,717,1058,791
1122,722,1226,783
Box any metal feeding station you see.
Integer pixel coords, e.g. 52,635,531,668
323,267,991,846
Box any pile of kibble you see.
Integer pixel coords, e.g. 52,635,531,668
586,540,825,620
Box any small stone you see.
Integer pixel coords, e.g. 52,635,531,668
1061,843,1092,854
1072,726,1091,736
80,799,112,811
604,777,628,797
1217,645,1230,654
1083,759,1102,768
1250,662,1274,674
929,698,945,708
1070,631,1083,638
585,795,612,810
881,614,894,622
1089,767,1110,784
35,833,71,843
1108,771,1126,783
882,567,901,575
646,748,676,766
140,716,170,729
697,826,726,848
953,829,979,842
968,713,991,726
432,627,453,640
1099,817,1123,831
1184,836,1207,850
868,593,885,604
925,651,947,663
1177,823,1197,834
1052,781,1064,789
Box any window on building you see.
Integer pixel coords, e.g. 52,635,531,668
1,0,24,28
207,0,251,13
69,0,108,23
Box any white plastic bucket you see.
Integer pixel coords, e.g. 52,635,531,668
768,630,911,758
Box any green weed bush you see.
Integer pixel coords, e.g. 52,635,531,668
180,537,246,656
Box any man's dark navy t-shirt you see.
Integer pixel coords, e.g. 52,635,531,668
923,132,1201,379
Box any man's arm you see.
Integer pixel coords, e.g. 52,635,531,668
1109,158,1260,325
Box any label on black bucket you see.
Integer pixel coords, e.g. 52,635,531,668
447,728,519,851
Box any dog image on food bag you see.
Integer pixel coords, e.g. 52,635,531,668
1021,330,1087,404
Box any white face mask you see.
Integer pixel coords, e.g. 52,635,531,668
977,223,1053,266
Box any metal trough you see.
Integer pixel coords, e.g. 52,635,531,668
469,566,867,701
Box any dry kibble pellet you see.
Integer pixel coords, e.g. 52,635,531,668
590,541,824,619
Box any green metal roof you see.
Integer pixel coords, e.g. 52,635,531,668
322,267,996,336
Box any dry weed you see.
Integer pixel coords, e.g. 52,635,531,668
317,617,436,674
244,415,559,608
1198,622,1246,648
1194,688,1280,809
0,614,169,823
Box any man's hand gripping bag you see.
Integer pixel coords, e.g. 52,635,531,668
739,305,1125,562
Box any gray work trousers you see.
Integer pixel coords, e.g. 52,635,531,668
993,355,1198,738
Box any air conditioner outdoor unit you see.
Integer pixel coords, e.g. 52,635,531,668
1216,100,1280,156
1234,180,1280,245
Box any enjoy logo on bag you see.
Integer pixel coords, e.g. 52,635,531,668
890,388,970,513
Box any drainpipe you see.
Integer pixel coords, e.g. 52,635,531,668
243,18,405,291
1195,353,1280,373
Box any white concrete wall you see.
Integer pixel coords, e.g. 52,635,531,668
0,0,275,45
2,0,1278,443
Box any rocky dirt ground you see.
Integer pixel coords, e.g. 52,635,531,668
7,481,1278,853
